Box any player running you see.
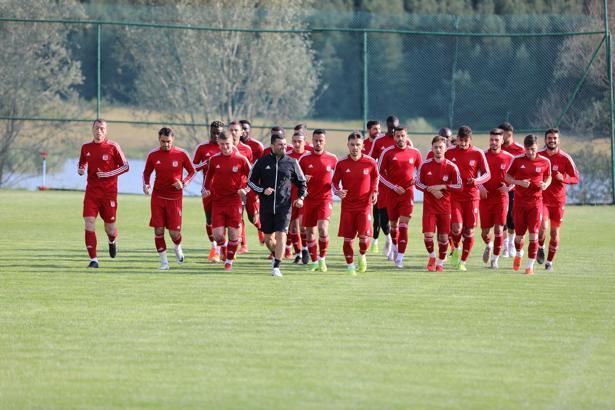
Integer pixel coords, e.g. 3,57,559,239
445,125,491,271
239,120,266,247
202,131,251,271
505,134,552,275
333,132,379,275
229,121,254,254
416,135,462,271
78,119,129,268
284,131,310,263
298,129,338,272
478,128,515,269
193,121,223,262
143,127,195,270
537,128,579,271
362,120,383,254
378,126,422,268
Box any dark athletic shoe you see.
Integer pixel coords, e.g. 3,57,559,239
536,247,545,265
88,260,99,268
293,254,301,264
301,249,309,265
109,242,117,258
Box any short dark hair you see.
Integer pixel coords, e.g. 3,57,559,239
394,126,407,133
457,125,472,138
239,119,251,127
158,127,173,137
271,125,284,134
229,121,240,128
292,131,305,140
489,128,504,136
499,122,514,132
93,119,107,127
218,131,231,141
386,115,399,124
366,120,380,129
438,127,452,138
210,120,225,129
294,123,307,132
432,135,447,145
348,131,363,141
523,134,538,147
271,133,285,144
544,128,559,137
313,128,326,136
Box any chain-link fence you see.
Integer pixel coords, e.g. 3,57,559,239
1,4,613,202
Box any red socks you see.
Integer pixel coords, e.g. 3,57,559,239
171,233,182,246
390,226,398,247
424,236,434,254
226,239,239,261
206,224,214,243
85,230,97,258
451,232,462,249
438,239,448,261
359,237,369,255
461,234,474,262
107,228,118,243
307,240,318,262
155,235,166,252
547,239,558,262
493,232,503,256
397,224,408,254
528,239,538,259
319,235,329,258
343,239,354,264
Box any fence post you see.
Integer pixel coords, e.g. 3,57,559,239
362,30,368,134
448,17,460,129
96,23,101,120
605,0,615,204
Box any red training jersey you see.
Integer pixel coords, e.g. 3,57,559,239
368,132,394,162
244,137,264,164
143,147,195,200
539,148,579,206
481,149,515,198
415,158,462,215
332,154,379,211
298,151,338,201
192,141,220,177
204,151,251,204
78,139,129,197
445,145,491,201
362,134,380,157
378,145,423,198
506,154,552,206
502,141,525,156
236,142,253,164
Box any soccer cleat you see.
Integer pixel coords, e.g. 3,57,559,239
513,255,521,271
545,262,553,272
435,264,443,272
238,245,249,254
502,247,510,258
87,260,99,268
383,238,392,258
272,267,283,277
159,262,170,270
208,248,220,263
293,254,301,264
108,242,117,258
482,245,491,264
524,267,534,275
508,242,516,258
309,261,319,272
458,261,467,272
394,255,404,269
174,245,184,264
536,247,545,264
258,230,265,245
346,265,357,276
224,262,232,271
358,254,367,273
451,248,461,268
371,239,379,254
427,257,436,272
301,249,310,265
318,259,328,272
284,246,292,259
490,259,499,269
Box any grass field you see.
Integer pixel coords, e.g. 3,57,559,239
1,190,615,409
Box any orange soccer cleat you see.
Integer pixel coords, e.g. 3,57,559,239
513,255,521,271
208,247,220,263
426,257,436,272
435,264,443,272
524,267,534,275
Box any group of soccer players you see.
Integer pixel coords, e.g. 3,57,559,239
78,116,578,276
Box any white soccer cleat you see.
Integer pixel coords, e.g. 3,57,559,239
395,254,404,268
272,267,283,277
383,236,392,258
159,262,170,270
502,247,510,258
490,259,499,269
174,245,184,264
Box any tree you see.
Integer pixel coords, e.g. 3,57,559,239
0,1,84,187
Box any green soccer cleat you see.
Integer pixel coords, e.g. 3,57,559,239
370,240,379,255
346,265,357,276
309,261,319,272
358,254,367,273
457,261,467,272
451,248,461,268
318,259,328,272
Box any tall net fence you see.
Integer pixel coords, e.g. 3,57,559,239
0,4,612,202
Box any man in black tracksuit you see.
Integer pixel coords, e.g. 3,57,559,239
248,127,307,277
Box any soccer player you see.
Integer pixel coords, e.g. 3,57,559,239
298,129,338,272
229,121,254,254
362,120,382,254
193,120,223,262
285,131,310,263
445,125,491,271
416,136,462,271
78,119,129,268
499,122,525,257
537,128,579,271
368,115,399,259
378,126,422,268
248,127,307,277
202,131,251,271
478,128,515,269
143,127,195,270
505,134,552,275
332,132,379,275
239,120,266,246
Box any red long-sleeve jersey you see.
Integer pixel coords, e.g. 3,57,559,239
378,145,422,196
502,141,525,156
204,151,251,204
78,139,129,197
298,151,338,201
415,158,462,215
368,132,394,161
539,148,579,206
244,137,264,163
332,154,379,211
236,142,253,164
445,145,491,201
192,141,220,177
143,147,195,200
481,149,515,198
506,154,552,206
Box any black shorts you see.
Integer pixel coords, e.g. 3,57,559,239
506,190,515,229
260,208,292,234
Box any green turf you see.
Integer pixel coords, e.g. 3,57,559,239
1,190,614,409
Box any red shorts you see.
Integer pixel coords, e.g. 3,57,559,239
201,195,213,215
479,195,508,229
387,192,414,221
513,202,542,235
542,203,565,228
302,199,333,227
338,208,372,239
377,185,389,209
83,192,118,223
290,203,303,221
212,201,243,229
451,199,479,228
245,190,260,218
150,195,182,230
422,211,451,234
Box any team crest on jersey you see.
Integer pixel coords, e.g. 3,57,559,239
110,200,116,208
232,166,238,172
363,168,369,175
102,154,109,160
500,163,507,170
326,166,331,172
172,161,178,167
442,175,448,181
409,158,414,164
469,160,476,166
535,167,541,172
553,165,559,171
